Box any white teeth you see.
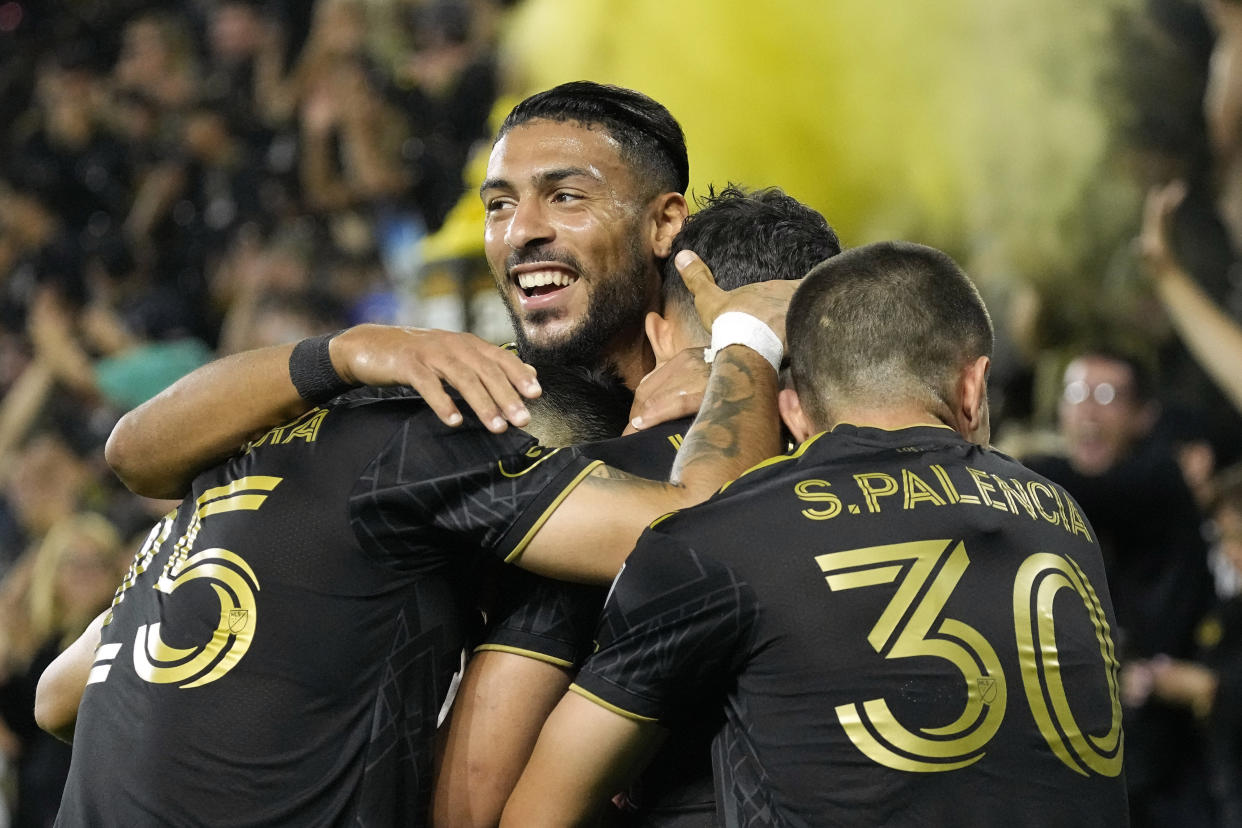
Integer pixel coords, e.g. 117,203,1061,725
516,270,577,290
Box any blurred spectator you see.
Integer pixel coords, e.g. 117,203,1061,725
0,179,84,335
1103,0,1242,472
298,53,413,216
0,512,128,826
0,430,95,571
27,285,212,414
11,44,132,246
212,223,349,353
1123,462,1242,827
390,0,499,231
254,0,370,127
1025,347,1217,827
201,0,283,144
112,11,199,114
1142,178,1242,417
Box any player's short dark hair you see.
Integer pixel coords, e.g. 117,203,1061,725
498,81,689,198
526,363,632,446
661,184,840,331
787,241,994,426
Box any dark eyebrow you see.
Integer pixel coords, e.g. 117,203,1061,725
479,177,507,198
479,167,602,199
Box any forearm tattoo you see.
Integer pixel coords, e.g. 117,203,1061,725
673,347,777,485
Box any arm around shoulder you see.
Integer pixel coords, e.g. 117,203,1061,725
106,342,308,499
514,343,781,584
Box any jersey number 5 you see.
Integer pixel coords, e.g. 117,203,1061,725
94,477,276,690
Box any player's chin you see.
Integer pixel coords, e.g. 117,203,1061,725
519,321,592,363
523,311,582,343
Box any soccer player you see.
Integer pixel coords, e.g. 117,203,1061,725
504,242,1130,827
434,184,842,827
103,81,696,501
44,253,787,825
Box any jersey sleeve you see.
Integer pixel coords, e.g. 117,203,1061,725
350,412,600,567
570,528,757,725
474,421,690,667
476,568,606,667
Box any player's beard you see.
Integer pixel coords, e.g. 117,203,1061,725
507,234,652,371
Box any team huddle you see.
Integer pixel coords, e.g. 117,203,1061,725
35,82,1128,826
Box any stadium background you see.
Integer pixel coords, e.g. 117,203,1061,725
0,0,1239,824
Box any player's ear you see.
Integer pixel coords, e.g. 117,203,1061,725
778,388,816,444
958,355,991,444
644,311,680,365
649,193,688,258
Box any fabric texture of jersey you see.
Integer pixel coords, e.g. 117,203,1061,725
57,386,593,827
481,417,720,826
574,424,1130,827
479,417,689,665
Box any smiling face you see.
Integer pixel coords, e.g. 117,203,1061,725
480,119,669,371
1058,354,1156,476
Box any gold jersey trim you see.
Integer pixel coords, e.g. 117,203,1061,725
568,683,658,723
473,644,574,669
503,460,604,564
718,430,828,494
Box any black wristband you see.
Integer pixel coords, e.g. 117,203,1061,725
289,331,351,404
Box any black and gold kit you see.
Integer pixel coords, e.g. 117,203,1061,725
56,387,596,827
480,418,722,827
574,424,1129,827
480,418,689,666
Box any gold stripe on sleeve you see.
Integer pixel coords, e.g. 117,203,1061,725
473,644,575,669
568,684,659,722
503,460,604,564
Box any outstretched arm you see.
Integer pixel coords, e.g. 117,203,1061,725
1140,180,1242,413
107,325,543,499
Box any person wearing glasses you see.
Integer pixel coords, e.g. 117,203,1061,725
1026,348,1216,827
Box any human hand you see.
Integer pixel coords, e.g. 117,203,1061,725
300,81,339,136
625,347,708,433
329,325,542,433
676,250,800,348
1119,659,1155,708
1148,655,1219,716
1138,180,1188,279
27,289,77,358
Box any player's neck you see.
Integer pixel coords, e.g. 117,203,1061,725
608,337,657,390
826,404,959,437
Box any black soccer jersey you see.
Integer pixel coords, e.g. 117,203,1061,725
479,418,720,826
574,424,1129,827
56,387,596,828
480,418,690,666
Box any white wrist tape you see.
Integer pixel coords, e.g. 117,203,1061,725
703,311,783,373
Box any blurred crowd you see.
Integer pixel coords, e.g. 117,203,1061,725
0,0,509,824
2,0,1242,825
